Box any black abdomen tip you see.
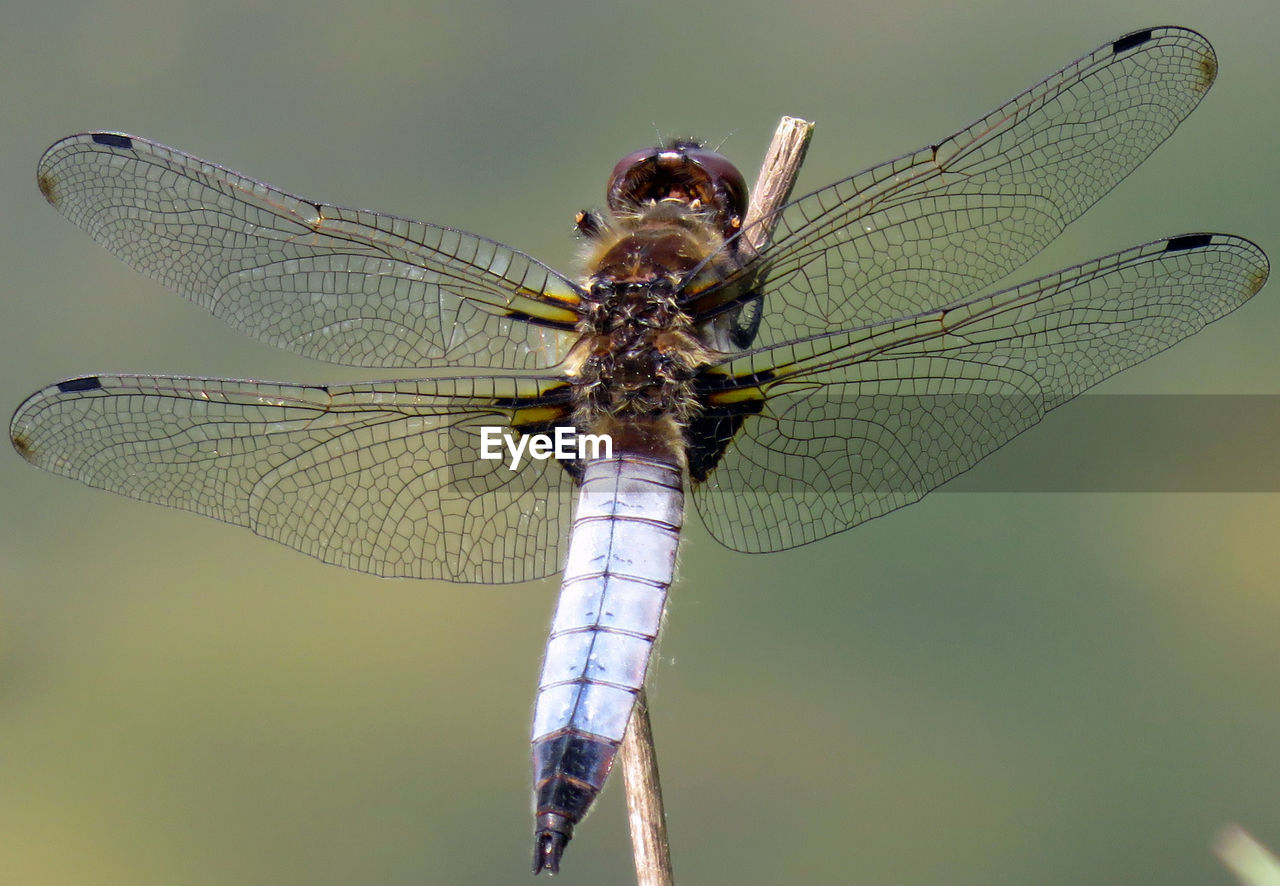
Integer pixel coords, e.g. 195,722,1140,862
533,830,569,875
532,812,573,875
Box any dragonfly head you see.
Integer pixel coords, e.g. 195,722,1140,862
606,140,748,239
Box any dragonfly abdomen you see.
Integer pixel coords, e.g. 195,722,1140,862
530,452,683,873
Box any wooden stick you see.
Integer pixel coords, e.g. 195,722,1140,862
618,115,815,886
1214,823,1280,886
620,689,672,886
740,116,816,258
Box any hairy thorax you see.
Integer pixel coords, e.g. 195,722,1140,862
563,201,743,460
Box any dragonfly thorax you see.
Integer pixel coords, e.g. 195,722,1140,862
566,268,710,429
567,176,743,432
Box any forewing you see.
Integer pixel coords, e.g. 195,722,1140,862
687,27,1219,345
693,234,1268,552
10,372,576,582
36,133,582,370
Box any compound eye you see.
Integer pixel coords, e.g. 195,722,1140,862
606,149,661,210
677,147,748,222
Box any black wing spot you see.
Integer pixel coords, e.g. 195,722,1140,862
91,133,133,149
1165,234,1214,253
1112,29,1153,54
684,402,764,483
57,376,104,393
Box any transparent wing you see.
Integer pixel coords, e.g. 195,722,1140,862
10,372,577,582
36,133,583,371
693,234,1268,552
688,27,1220,347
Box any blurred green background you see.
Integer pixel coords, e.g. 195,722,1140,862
2,1,1278,884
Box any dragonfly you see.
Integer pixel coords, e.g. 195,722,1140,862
10,26,1268,874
